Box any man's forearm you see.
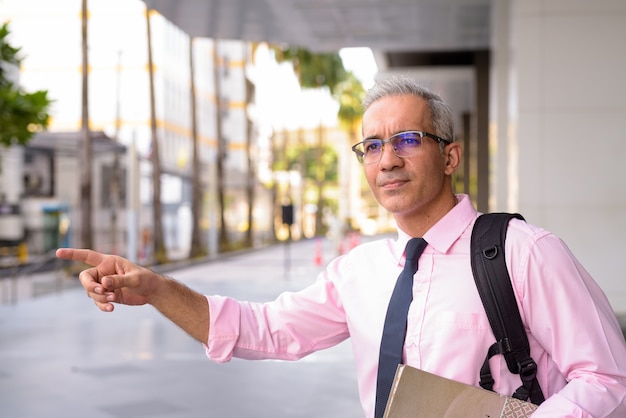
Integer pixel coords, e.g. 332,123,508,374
149,276,210,344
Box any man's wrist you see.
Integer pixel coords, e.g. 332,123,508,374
147,273,173,308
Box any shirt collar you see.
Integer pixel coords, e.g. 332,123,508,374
395,193,477,259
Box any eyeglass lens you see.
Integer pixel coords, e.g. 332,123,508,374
359,131,424,163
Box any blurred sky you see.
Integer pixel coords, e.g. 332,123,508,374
339,47,377,90
250,45,377,134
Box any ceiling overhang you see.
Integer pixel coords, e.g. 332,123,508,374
144,0,492,58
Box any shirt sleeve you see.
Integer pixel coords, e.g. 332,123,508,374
204,272,350,364
513,229,626,417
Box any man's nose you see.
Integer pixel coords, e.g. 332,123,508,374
378,143,402,167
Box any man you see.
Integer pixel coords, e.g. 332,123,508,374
57,76,626,417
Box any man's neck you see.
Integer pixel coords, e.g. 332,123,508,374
394,193,458,237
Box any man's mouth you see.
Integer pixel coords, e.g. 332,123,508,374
378,178,409,189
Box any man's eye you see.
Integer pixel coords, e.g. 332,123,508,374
397,134,420,147
364,141,382,153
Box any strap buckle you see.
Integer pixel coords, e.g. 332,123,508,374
517,357,538,382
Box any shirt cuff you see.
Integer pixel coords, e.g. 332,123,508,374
203,295,241,363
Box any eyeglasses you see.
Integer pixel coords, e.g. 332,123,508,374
351,131,451,165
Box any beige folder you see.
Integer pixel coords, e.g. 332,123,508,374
384,365,538,418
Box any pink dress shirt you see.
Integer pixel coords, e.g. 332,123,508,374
206,194,626,417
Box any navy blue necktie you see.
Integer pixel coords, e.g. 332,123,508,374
375,238,428,418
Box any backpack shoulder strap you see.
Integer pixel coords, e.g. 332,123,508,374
470,212,545,405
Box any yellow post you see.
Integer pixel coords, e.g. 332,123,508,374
17,242,28,264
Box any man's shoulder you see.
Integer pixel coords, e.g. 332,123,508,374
473,213,552,239
495,215,569,270
504,216,553,243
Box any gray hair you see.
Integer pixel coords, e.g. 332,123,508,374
362,76,455,143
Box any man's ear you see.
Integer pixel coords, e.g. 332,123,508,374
443,142,462,175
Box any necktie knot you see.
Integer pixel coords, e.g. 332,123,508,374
405,237,427,262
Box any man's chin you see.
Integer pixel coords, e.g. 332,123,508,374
379,199,410,215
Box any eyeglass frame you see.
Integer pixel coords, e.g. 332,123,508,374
351,130,451,164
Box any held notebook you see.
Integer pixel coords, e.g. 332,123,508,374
383,365,538,418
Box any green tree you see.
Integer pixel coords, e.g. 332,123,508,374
334,71,365,135
0,22,52,147
280,47,347,94
334,72,365,228
277,143,338,183
276,46,347,235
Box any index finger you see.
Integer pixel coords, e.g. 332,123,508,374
56,248,106,267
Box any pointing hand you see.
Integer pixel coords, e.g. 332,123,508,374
56,248,161,312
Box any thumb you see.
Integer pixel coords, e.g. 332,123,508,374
101,274,135,291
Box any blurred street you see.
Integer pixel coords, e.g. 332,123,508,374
0,237,366,418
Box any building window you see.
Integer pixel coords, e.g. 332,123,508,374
101,165,127,208
222,55,230,78
220,96,229,118
23,149,54,197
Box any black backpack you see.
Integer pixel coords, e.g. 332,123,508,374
470,213,545,405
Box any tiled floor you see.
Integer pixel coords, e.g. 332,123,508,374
0,239,363,418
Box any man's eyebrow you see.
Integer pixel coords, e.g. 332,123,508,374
363,130,412,141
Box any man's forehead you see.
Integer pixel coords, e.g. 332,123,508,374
362,94,432,135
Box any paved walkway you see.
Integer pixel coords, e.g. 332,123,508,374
0,238,365,418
